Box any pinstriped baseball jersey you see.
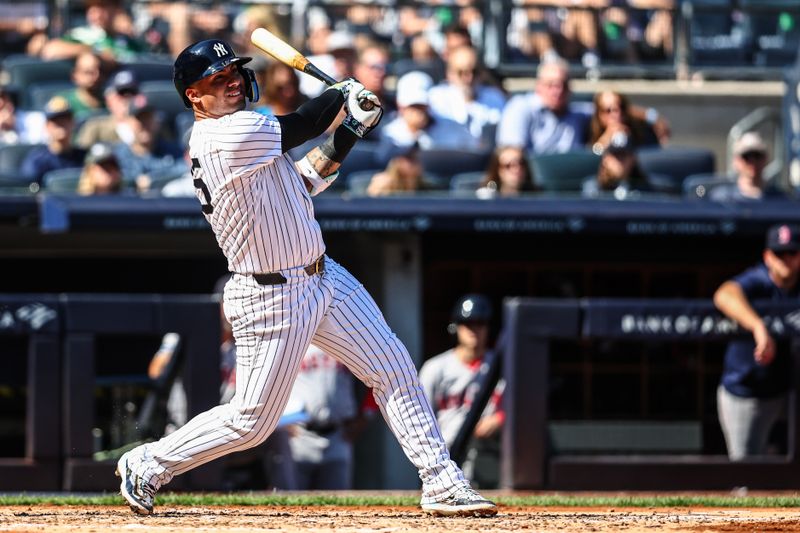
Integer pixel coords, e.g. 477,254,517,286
189,110,325,274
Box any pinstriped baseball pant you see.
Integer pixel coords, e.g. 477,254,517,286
135,257,467,503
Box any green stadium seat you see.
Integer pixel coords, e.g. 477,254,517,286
43,167,82,193
529,150,601,192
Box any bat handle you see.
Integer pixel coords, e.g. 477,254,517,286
305,64,375,111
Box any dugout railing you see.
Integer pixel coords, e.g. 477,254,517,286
0,294,222,491
494,298,800,490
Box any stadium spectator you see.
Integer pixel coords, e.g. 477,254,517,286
497,57,668,154
0,85,46,145
253,62,307,117
75,70,141,149
77,142,124,195
589,90,662,154
441,24,473,62
379,71,477,157
20,96,86,185
40,0,145,62
300,31,357,98
366,143,438,197
111,97,182,191
709,132,787,202
231,5,286,58
58,52,108,123
419,294,504,489
284,344,372,490
428,45,507,147
353,43,393,117
582,131,652,199
714,224,800,461
476,146,535,198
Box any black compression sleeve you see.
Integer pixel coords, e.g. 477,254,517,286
319,125,359,163
276,89,344,153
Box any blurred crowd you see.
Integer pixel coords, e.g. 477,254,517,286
0,0,796,203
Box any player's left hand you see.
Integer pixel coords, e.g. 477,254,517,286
342,87,383,138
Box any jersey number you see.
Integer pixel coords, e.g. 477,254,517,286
191,158,213,214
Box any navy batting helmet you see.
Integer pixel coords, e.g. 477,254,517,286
173,39,259,108
448,294,492,334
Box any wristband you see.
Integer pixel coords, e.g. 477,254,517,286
296,156,339,197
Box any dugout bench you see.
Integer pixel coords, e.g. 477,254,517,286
0,294,222,491
500,298,800,490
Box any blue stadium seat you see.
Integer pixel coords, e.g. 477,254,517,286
682,173,731,199
337,144,387,183
529,150,601,192
2,55,75,109
139,80,187,137
116,59,175,83
43,167,83,193
741,0,800,67
27,81,75,111
449,171,485,193
418,148,492,181
684,0,750,66
346,170,378,196
0,143,44,182
636,146,716,194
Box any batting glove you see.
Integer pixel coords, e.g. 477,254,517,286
342,88,383,138
329,78,360,100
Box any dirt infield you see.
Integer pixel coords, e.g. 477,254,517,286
2,505,800,532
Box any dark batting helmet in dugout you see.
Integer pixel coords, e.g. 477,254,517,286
447,294,493,334
173,39,259,108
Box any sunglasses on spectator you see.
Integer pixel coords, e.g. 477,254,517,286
775,249,800,260
117,88,138,97
740,151,766,162
601,106,622,114
366,63,387,72
453,68,477,77
500,159,525,169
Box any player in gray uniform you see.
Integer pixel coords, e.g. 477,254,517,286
419,294,505,488
115,39,496,517
285,343,359,489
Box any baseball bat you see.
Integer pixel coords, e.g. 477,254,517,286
250,28,374,110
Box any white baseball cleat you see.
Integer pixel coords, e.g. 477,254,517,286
115,452,157,515
421,486,498,517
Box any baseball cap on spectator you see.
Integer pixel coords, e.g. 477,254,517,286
85,143,118,165
44,95,73,120
733,132,768,158
106,69,139,95
327,30,355,53
396,71,433,108
766,224,800,253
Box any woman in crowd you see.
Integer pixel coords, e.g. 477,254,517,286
588,90,660,154
477,146,535,197
583,132,651,199
253,62,307,117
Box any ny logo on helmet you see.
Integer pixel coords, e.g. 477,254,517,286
213,43,228,57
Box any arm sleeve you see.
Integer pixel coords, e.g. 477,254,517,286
276,88,344,153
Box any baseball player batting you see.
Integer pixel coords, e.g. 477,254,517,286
115,39,496,518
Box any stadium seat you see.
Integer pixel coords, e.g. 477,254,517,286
27,81,75,111
684,0,751,66
139,80,187,138
337,144,387,184
682,173,731,199
529,150,601,192
449,171,485,193
346,170,378,196
741,0,800,67
116,59,175,83
418,148,492,181
42,167,83,193
0,143,44,182
2,54,73,87
636,146,716,194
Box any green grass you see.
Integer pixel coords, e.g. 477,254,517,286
2,493,800,508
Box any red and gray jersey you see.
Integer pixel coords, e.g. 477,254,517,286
188,110,325,274
419,349,505,446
